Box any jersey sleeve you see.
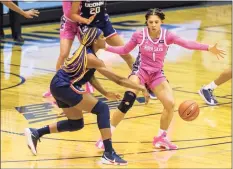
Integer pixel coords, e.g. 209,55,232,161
106,31,143,55
166,31,209,51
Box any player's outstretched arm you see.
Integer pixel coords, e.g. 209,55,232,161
1,1,39,18
87,53,146,93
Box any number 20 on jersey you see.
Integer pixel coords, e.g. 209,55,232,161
90,7,100,14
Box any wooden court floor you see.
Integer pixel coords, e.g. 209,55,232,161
1,4,232,168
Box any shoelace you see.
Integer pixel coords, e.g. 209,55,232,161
112,151,124,159
208,89,216,100
163,136,170,142
32,133,41,142
162,136,174,145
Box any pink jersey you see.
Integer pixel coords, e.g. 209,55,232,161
106,28,209,73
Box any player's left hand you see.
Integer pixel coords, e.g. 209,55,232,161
105,92,121,101
208,43,226,60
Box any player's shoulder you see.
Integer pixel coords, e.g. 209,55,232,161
132,27,145,38
164,29,176,37
135,27,145,34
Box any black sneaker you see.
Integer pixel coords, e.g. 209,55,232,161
198,87,218,106
101,151,128,166
24,128,40,155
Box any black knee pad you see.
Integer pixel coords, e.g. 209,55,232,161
57,118,84,132
118,91,136,113
68,119,84,131
91,101,110,129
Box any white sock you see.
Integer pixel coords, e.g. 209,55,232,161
111,125,116,133
158,129,167,136
204,81,218,90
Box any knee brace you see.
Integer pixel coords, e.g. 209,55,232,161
118,91,136,113
91,101,110,129
57,118,84,132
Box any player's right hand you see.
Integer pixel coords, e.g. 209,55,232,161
105,92,121,101
87,14,96,25
24,9,40,19
141,86,150,105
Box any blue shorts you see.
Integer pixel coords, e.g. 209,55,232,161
50,70,85,108
78,19,117,38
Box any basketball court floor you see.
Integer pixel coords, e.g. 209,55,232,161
1,3,232,168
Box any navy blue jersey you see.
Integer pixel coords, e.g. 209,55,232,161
79,1,108,27
50,47,97,108
73,47,96,86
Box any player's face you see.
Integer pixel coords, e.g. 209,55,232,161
96,33,106,49
147,15,162,32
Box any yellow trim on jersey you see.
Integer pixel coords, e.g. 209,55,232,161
71,55,88,84
65,45,85,65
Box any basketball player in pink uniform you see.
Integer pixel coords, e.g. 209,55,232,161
69,1,157,99
43,1,96,97
95,8,225,150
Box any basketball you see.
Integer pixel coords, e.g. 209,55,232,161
178,100,200,121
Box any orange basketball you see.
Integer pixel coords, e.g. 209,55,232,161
178,100,200,121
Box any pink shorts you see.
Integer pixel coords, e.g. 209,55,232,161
136,68,166,90
60,15,80,40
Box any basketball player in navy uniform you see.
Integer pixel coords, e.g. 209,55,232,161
24,27,148,165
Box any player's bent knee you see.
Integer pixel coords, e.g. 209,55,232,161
165,99,175,111
57,118,84,132
91,101,110,129
68,119,84,131
118,91,136,114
